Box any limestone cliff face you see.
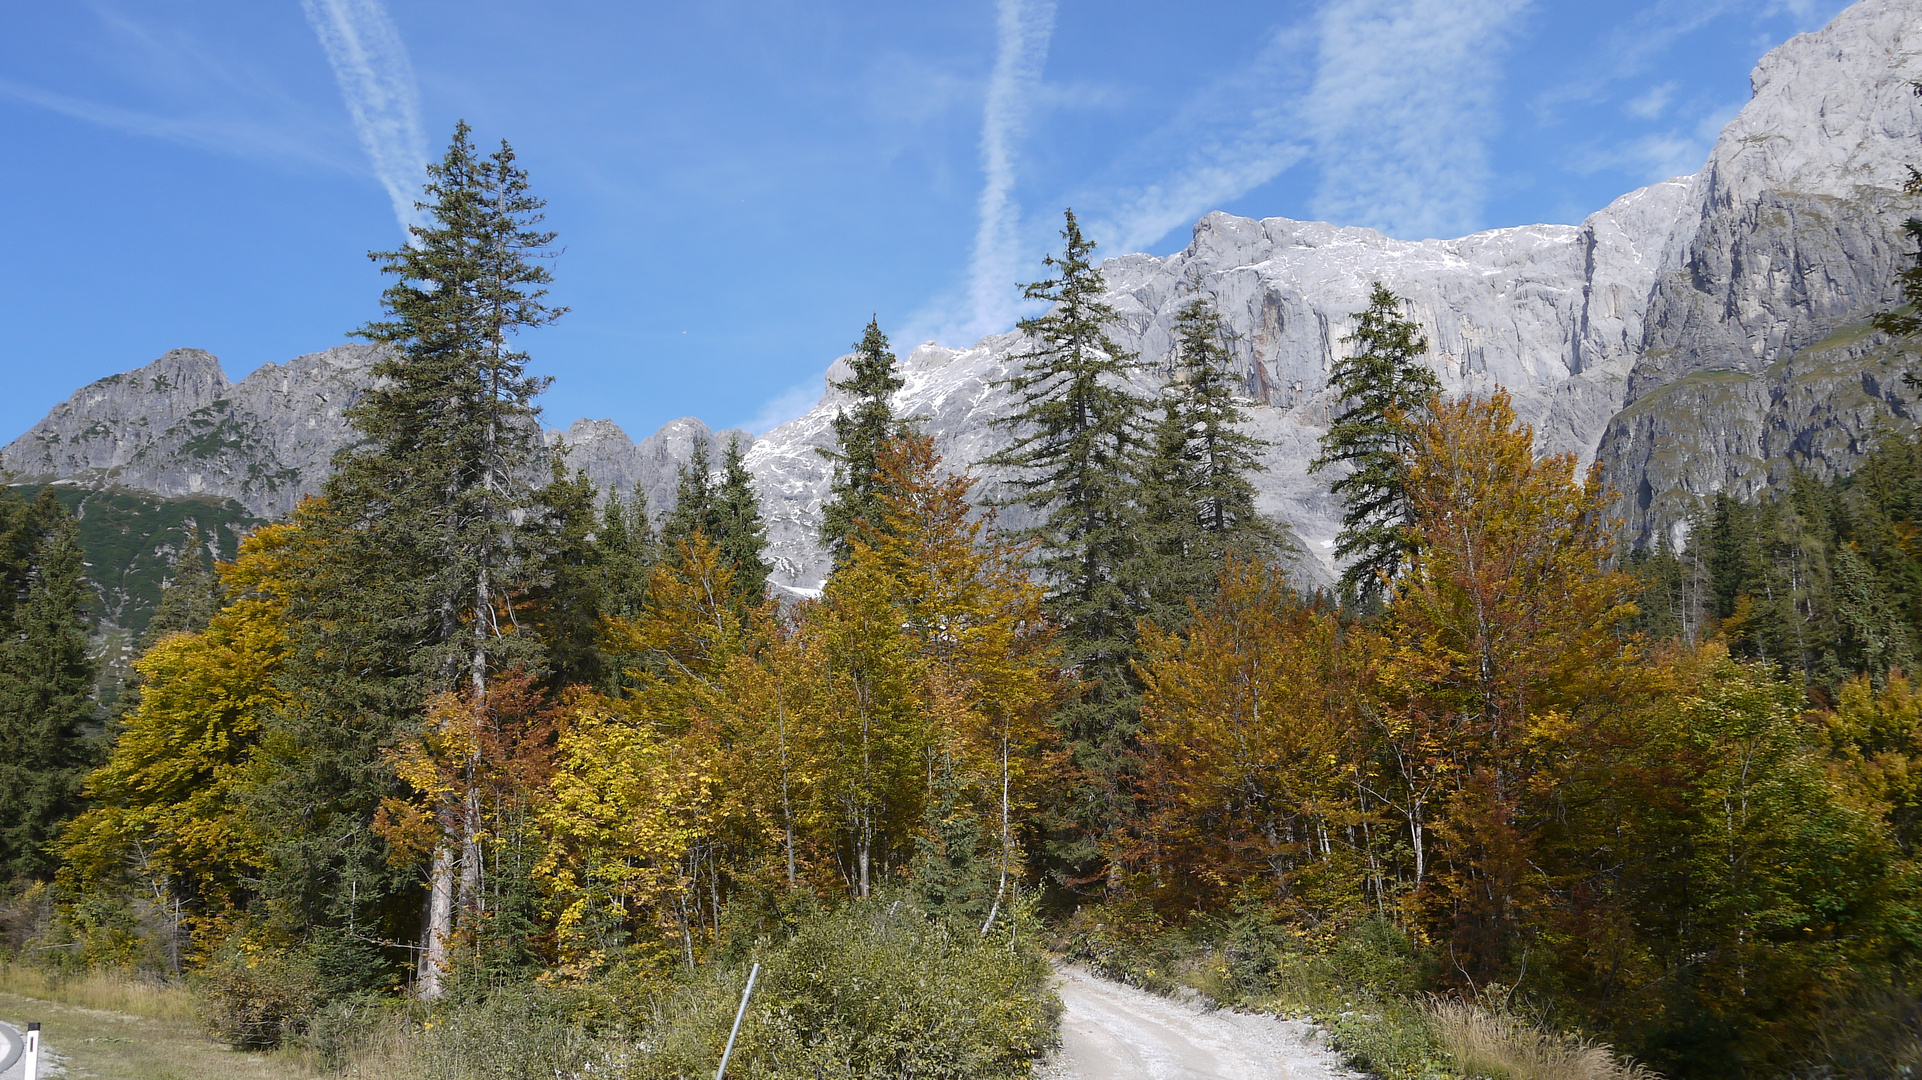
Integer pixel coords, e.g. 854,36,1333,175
746,176,1695,587
1597,0,1922,544
4,346,746,522
3,346,376,518
752,0,1922,583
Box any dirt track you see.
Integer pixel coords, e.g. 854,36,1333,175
1040,965,1360,1080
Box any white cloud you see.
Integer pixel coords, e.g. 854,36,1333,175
1082,27,1314,255
300,0,428,237
965,0,1058,340
740,383,821,436
0,76,342,168
1572,99,1741,183
1626,81,1677,120
1303,0,1534,240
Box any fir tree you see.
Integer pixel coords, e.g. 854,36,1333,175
596,486,657,621
981,208,1153,887
530,462,606,688
1310,282,1442,606
662,434,771,611
0,491,98,880
716,435,773,609
141,529,224,647
1134,291,1283,628
660,434,717,551
263,121,563,996
818,317,906,568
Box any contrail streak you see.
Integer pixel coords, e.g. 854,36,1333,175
968,0,1056,338
301,0,428,237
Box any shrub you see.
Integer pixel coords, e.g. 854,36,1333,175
195,944,323,1049
630,895,1058,1080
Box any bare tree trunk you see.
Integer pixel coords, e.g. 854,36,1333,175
419,840,455,999
982,731,1012,936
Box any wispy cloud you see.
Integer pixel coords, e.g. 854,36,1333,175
0,76,343,168
1572,99,1742,183
300,0,428,236
965,0,1057,339
740,383,821,436
1083,27,1314,255
1303,0,1533,239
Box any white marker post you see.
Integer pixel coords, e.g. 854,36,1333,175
22,1023,38,1080
713,962,759,1080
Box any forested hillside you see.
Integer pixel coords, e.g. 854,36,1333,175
8,93,1922,1080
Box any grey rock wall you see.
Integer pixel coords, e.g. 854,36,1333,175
1596,0,1922,545
4,346,746,524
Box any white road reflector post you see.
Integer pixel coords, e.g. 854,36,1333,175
714,962,759,1080
23,1022,38,1080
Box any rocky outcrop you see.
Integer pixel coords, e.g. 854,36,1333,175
751,0,1922,582
1597,0,1922,544
4,346,748,523
3,346,376,518
747,171,1696,586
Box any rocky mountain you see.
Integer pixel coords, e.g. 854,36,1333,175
1595,0,1922,547
748,0,1922,584
9,0,1922,591
2,346,751,529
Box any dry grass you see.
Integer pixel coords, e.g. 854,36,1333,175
1427,998,1658,1080
0,962,197,1022
0,964,320,1080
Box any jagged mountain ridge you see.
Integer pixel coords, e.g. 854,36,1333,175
2,346,752,529
8,0,1922,588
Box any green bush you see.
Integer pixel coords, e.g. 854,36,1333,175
194,944,323,1049
397,988,615,1080
630,895,1058,1080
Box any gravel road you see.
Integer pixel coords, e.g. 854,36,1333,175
1040,965,1361,1080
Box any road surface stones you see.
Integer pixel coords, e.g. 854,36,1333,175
1039,964,1362,1080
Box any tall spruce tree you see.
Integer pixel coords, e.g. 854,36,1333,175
1310,282,1442,606
717,435,773,609
982,209,1153,886
264,121,562,997
1134,292,1283,628
661,434,716,550
141,529,224,647
818,317,905,568
596,486,657,621
662,434,772,611
0,491,98,880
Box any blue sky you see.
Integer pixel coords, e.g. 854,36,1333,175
0,0,1855,443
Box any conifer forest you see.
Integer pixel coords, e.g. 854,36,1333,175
10,117,1922,1080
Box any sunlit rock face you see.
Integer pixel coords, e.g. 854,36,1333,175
9,0,1920,583
2,346,379,519
3,345,746,525
1595,0,1922,548
747,175,1695,588
752,0,1922,584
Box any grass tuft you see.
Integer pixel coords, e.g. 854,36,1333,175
1426,997,1657,1080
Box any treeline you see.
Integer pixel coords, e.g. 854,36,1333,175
1631,431,1922,690
6,121,1922,1080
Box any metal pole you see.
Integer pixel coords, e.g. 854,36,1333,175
714,962,760,1080
23,1022,39,1080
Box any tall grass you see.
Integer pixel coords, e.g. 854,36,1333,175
1426,998,1657,1080
0,961,197,1022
